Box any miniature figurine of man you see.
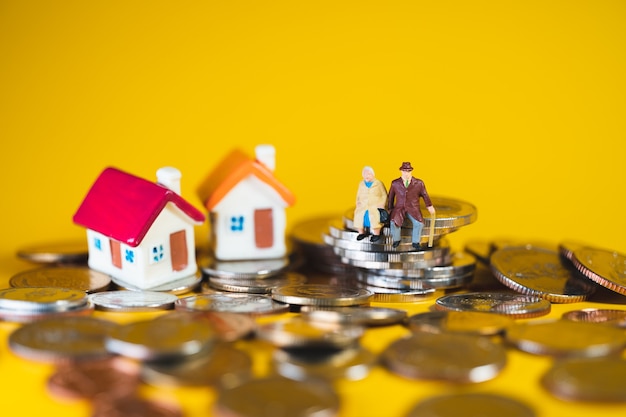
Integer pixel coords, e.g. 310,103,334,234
387,162,435,249
354,166,388,242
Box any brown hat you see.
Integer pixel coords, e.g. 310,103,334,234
399,162,413,171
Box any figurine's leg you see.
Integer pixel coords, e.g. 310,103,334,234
369,227,381,242
407,214,423,249
357,210,371,240
391,221,401,247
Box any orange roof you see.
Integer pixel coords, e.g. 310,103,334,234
197,148,296,211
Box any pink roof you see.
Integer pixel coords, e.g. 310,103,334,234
73,167,205,247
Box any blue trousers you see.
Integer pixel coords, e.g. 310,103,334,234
390,213,423,244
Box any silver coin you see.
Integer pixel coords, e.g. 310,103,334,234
16,240,89,264
207,272,307,294
354,251,475,280
571,246,626,296
354,283,439,303
9,266,111,293
141,343,253,387
88,290,178,312
490,245,597,303
434,292,552,319
256,317,364,349
271,283,372,307
213,376,340,417
176,293,289,315
323,232,420,252
333,240,450,263
301,305,407,326
154,310,256,342
504,319,626,357
355,270,474,290
112,271,202,294
273,345,377,381
105,314,218,361
199,253,291,279
541,357,626,402
340,254,451,270
380,332,506,383
405,310,514,336
343,196,478,230
0,287,89,313
405,393,536,417
9,316,118,363
0,302,94,323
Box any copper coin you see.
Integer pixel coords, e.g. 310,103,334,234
47,357,140,401
91,394,183,417
562,308,626,327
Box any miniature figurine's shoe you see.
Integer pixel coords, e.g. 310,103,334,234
392,241,400,248
370,235,381,242
412,243,422,250
356,233,369,241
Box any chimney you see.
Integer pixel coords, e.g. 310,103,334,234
255,144,275,172
156,167,182,194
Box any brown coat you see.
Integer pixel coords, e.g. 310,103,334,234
387,177,432,227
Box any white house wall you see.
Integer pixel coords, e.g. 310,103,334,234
86,203,199,289
212,175,288,260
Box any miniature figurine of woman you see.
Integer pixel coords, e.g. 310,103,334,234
354,166,388,242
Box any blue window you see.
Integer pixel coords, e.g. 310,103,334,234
151,244,164,264
124,249,135,264
230,215,244,232
94,237,102,251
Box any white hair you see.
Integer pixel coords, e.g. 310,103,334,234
362,166,375,176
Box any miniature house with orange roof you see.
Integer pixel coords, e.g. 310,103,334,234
197,145,296,261
73,166,205,290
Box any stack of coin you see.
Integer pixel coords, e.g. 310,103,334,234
0,287,94,322
320,196,479,297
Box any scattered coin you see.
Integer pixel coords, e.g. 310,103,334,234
141,342,253,387
157,311,256,342
380,333,507,383
490,245,596,303
91,395,183,417
112,271,202,294
199,253,291,279
405,310,514,336
540,357,626,402
571,246,626,296
176,293,289,316
355,284,439,303
256,317,364,349
561,308,626,327
16,240,89,265
301,305,407,327
47,357,140,401
88,290,178,312
434,292,552,319
0,287,89,312
405,393,536,417
271,283,372,307
273,345,377,381
213,375,340,417
105,313,218,361
207,271,307,294
505,319,626,357
9,266,111,293
9,316,118,363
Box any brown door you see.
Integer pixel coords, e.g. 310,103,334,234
110,240,122,268
170,230,188,271
254,208,274,248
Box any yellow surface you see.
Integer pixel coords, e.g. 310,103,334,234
1,1,626,416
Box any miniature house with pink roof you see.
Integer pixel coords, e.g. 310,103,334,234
197,145,295,261
73,166,205,290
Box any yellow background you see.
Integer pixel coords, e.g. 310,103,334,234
1,1,626,416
